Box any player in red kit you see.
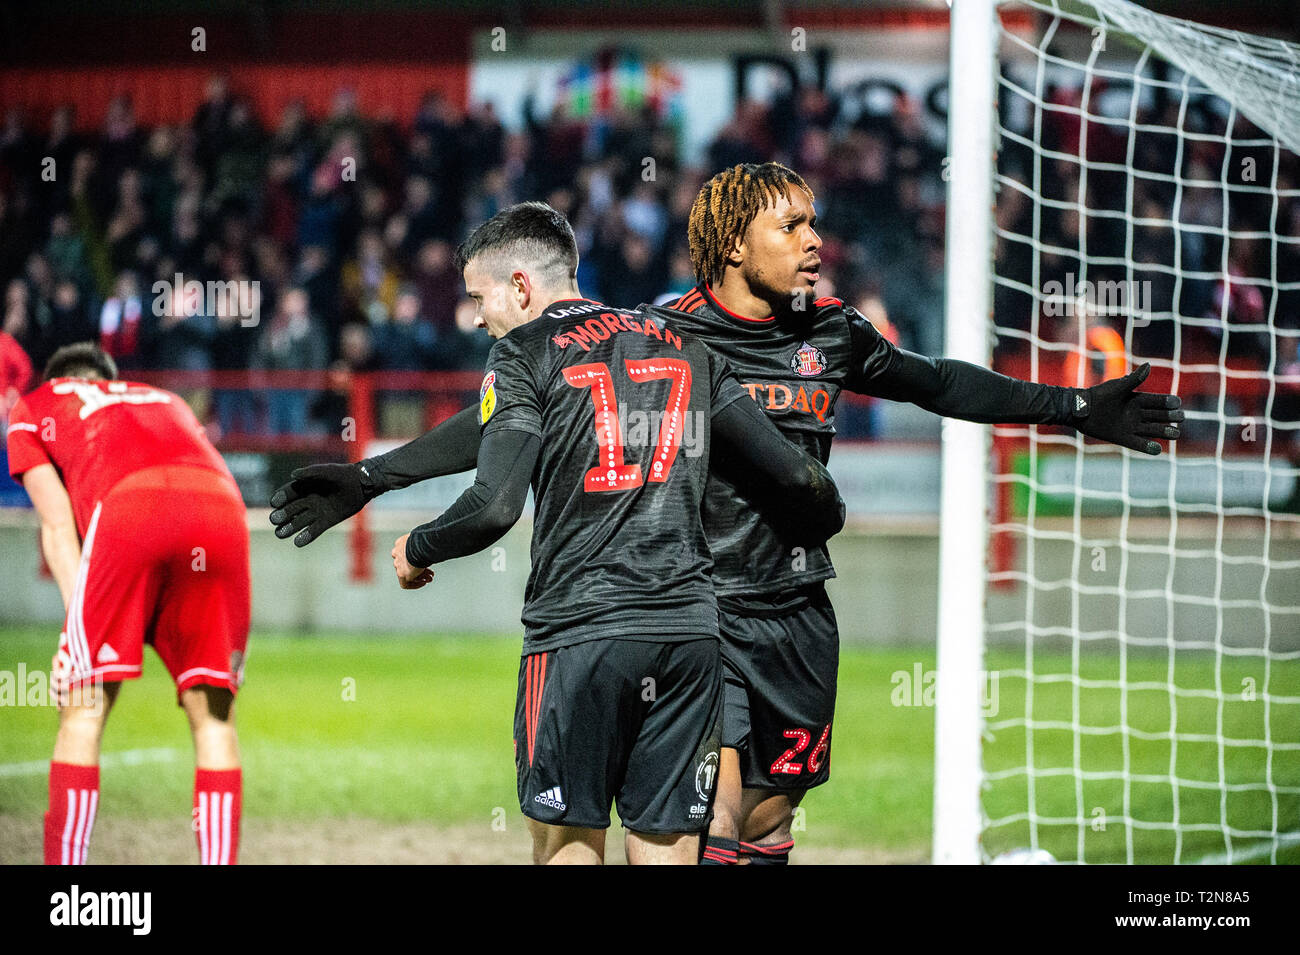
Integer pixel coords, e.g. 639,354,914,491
6,343,251,865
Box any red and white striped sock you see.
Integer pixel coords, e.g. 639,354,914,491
45,762,100,865
194,768,242,865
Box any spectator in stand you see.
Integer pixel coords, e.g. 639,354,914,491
211,269,262,436
372,286,438,372
315,321,379,433
656,245,696,304
400,174,444,251
98,270,144,369
46,212,92,289
0,191,38,288
600,232,665,307
294,245,339,352
138,126,180,239
208,99,266,215
49,279,97,357
98,96,144,207
192,74,234,176
251,286,328,435
341,228,400,326
851,290,900,438
104,168,148,274
372,286,439,435
411,239,461,344
297,164,346,260
146,276,215,374
269,99,316,179
6,277,46,371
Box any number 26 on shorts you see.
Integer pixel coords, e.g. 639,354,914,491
771,723,831,776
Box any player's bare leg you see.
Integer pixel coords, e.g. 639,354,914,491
700,746,745,861
527,819,605,864
182,685,242,863
626,830,699,865
181,685,239,768
708,747,743,839
52,679,120,764
737,787,802,864
46,680,119,864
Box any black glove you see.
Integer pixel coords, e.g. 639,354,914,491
1070,363,1184,455
268,461,384,547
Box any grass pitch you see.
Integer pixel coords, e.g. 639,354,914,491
0,626,1295,864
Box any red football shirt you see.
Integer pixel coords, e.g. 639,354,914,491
6,378,235,535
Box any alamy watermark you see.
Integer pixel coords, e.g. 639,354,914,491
1042,272,1152,326
891,663,1000,717
152,273,261,327
0,664,105,710
615,404,706,459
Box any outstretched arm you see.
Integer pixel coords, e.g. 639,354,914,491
870,353,1183,454
711,395,846,545
269,404,483,546
845,309,1183,454
397,428,539,582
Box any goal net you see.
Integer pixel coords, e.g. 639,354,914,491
937,0,1300,864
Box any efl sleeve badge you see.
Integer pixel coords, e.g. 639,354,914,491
479,370,498,424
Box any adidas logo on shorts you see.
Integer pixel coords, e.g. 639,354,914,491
534,786,566,811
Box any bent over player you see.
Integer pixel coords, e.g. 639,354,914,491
8,343,251,865
382,203,843,864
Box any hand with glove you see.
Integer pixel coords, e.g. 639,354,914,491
1069,363,1183,454
268,460,383,547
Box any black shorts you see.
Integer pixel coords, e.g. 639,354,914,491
719,584,838,791
514,637,722,834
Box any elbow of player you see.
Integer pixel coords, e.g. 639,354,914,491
828,497,847,539
805,495,846,546
482,494,524,537
41,520,78,546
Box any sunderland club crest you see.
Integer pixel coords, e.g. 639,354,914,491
790,341,827,378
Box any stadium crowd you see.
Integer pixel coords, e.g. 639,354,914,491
0,72,1295,440
0,76,946,437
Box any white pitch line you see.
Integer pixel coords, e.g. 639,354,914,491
1193,830,1300,865
0,747,180,777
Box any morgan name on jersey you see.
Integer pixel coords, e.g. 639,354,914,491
547,299,688,354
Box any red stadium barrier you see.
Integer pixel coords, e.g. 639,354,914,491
21,365,1290,585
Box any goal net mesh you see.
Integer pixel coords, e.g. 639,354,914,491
981,0,1300,863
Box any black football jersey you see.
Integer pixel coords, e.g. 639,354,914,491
480,297,748,652
644,284,901,598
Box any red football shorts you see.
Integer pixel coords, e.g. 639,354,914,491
54,465,251,701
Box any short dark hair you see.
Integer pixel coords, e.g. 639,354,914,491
453,201,578,284
43,342,118,382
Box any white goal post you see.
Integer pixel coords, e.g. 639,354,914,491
935,0,1300,865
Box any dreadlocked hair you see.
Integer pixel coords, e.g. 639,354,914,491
687,162,815,288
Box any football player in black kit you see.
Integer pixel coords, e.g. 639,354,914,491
295,201,844,865
270,166,1182,865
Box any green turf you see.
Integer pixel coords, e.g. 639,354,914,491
1,626,1296,863
980,649,1300,864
